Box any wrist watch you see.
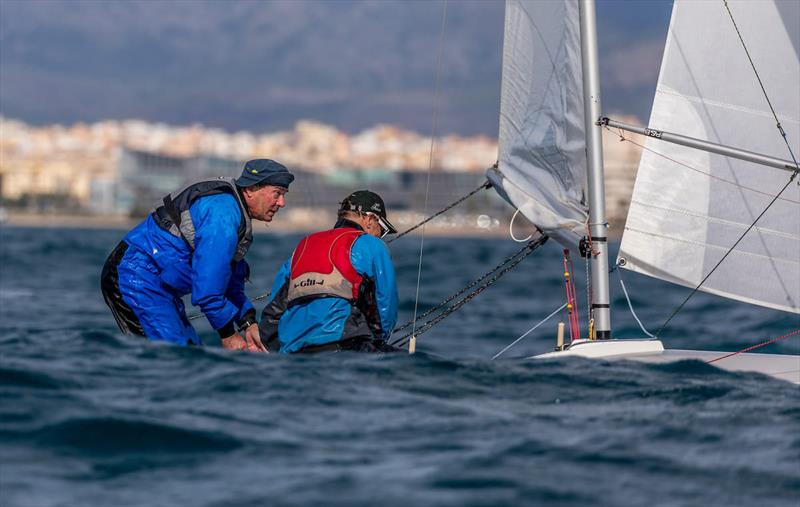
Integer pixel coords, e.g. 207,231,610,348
237,315,257,332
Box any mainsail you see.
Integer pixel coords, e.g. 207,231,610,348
488,0,588,249
618,0,800,313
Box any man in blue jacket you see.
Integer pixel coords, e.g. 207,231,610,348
101,159,294,351
260,190,399,353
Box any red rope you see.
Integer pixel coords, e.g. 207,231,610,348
567,253,580,339
706,328,800,364
562,250,580,343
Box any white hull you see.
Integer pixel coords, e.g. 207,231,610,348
531,339,800,384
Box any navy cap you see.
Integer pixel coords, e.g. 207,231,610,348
235,159,294,189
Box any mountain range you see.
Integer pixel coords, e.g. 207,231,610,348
0,0,672,136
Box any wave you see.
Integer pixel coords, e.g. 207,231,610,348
33,417,242,455
0,367,71,390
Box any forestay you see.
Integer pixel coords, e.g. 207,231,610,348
618,0,800,313
488,0,588,249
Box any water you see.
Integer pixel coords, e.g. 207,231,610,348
1,226,798,507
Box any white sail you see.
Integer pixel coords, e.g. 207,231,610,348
488,0,588,249
618,0,800,314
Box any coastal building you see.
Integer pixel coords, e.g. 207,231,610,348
105,149,502,219
0,116,644,225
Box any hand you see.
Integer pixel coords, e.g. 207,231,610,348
243,324,268,353
221,332,248,351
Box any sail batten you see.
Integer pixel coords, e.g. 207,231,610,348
619,0,800,314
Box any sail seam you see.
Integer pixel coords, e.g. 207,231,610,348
628,199,800,241
721,0,800,172
654,167,799,335
623,226,800,265
625,227,800,264
637,157,800,205
654,87,800,124
619,253,799,314
620,132,800,204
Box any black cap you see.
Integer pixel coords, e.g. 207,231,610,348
235,159,294,189
339,190,397,235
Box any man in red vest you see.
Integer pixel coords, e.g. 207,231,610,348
260,190,399,353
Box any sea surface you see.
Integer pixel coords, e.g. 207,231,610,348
1,226,798,507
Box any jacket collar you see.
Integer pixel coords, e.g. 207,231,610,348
334,217,365,231
236,185,252,219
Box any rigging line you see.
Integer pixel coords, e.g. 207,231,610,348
391,237,542,335
491,302,568,360
706,328,800,364
387,180,491,244
584,223,594,327
509,208,533,242
391,234,548,348
391,237,547,346
722,0,800,171
604,126,799,204
584,252,591,327
391,243,536,341
186,181,490,323
655,168,799,338
615,267,654,338
411,0,449,343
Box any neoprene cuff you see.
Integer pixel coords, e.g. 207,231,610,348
217,318,237,338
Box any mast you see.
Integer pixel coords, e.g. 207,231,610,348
579,0,612,339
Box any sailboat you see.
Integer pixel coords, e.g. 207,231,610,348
487,0,799,383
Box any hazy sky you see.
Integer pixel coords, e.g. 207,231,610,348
0,0,673,136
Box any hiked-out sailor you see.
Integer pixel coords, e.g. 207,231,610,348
260,190,399,353
101,159,294,351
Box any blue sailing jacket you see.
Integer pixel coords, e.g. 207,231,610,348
260,221,398,353
122,193,254,332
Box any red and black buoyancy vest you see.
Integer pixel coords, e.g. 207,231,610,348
286,227,366,305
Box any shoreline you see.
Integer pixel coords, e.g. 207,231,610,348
1,211,625,240
0,211,514,238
